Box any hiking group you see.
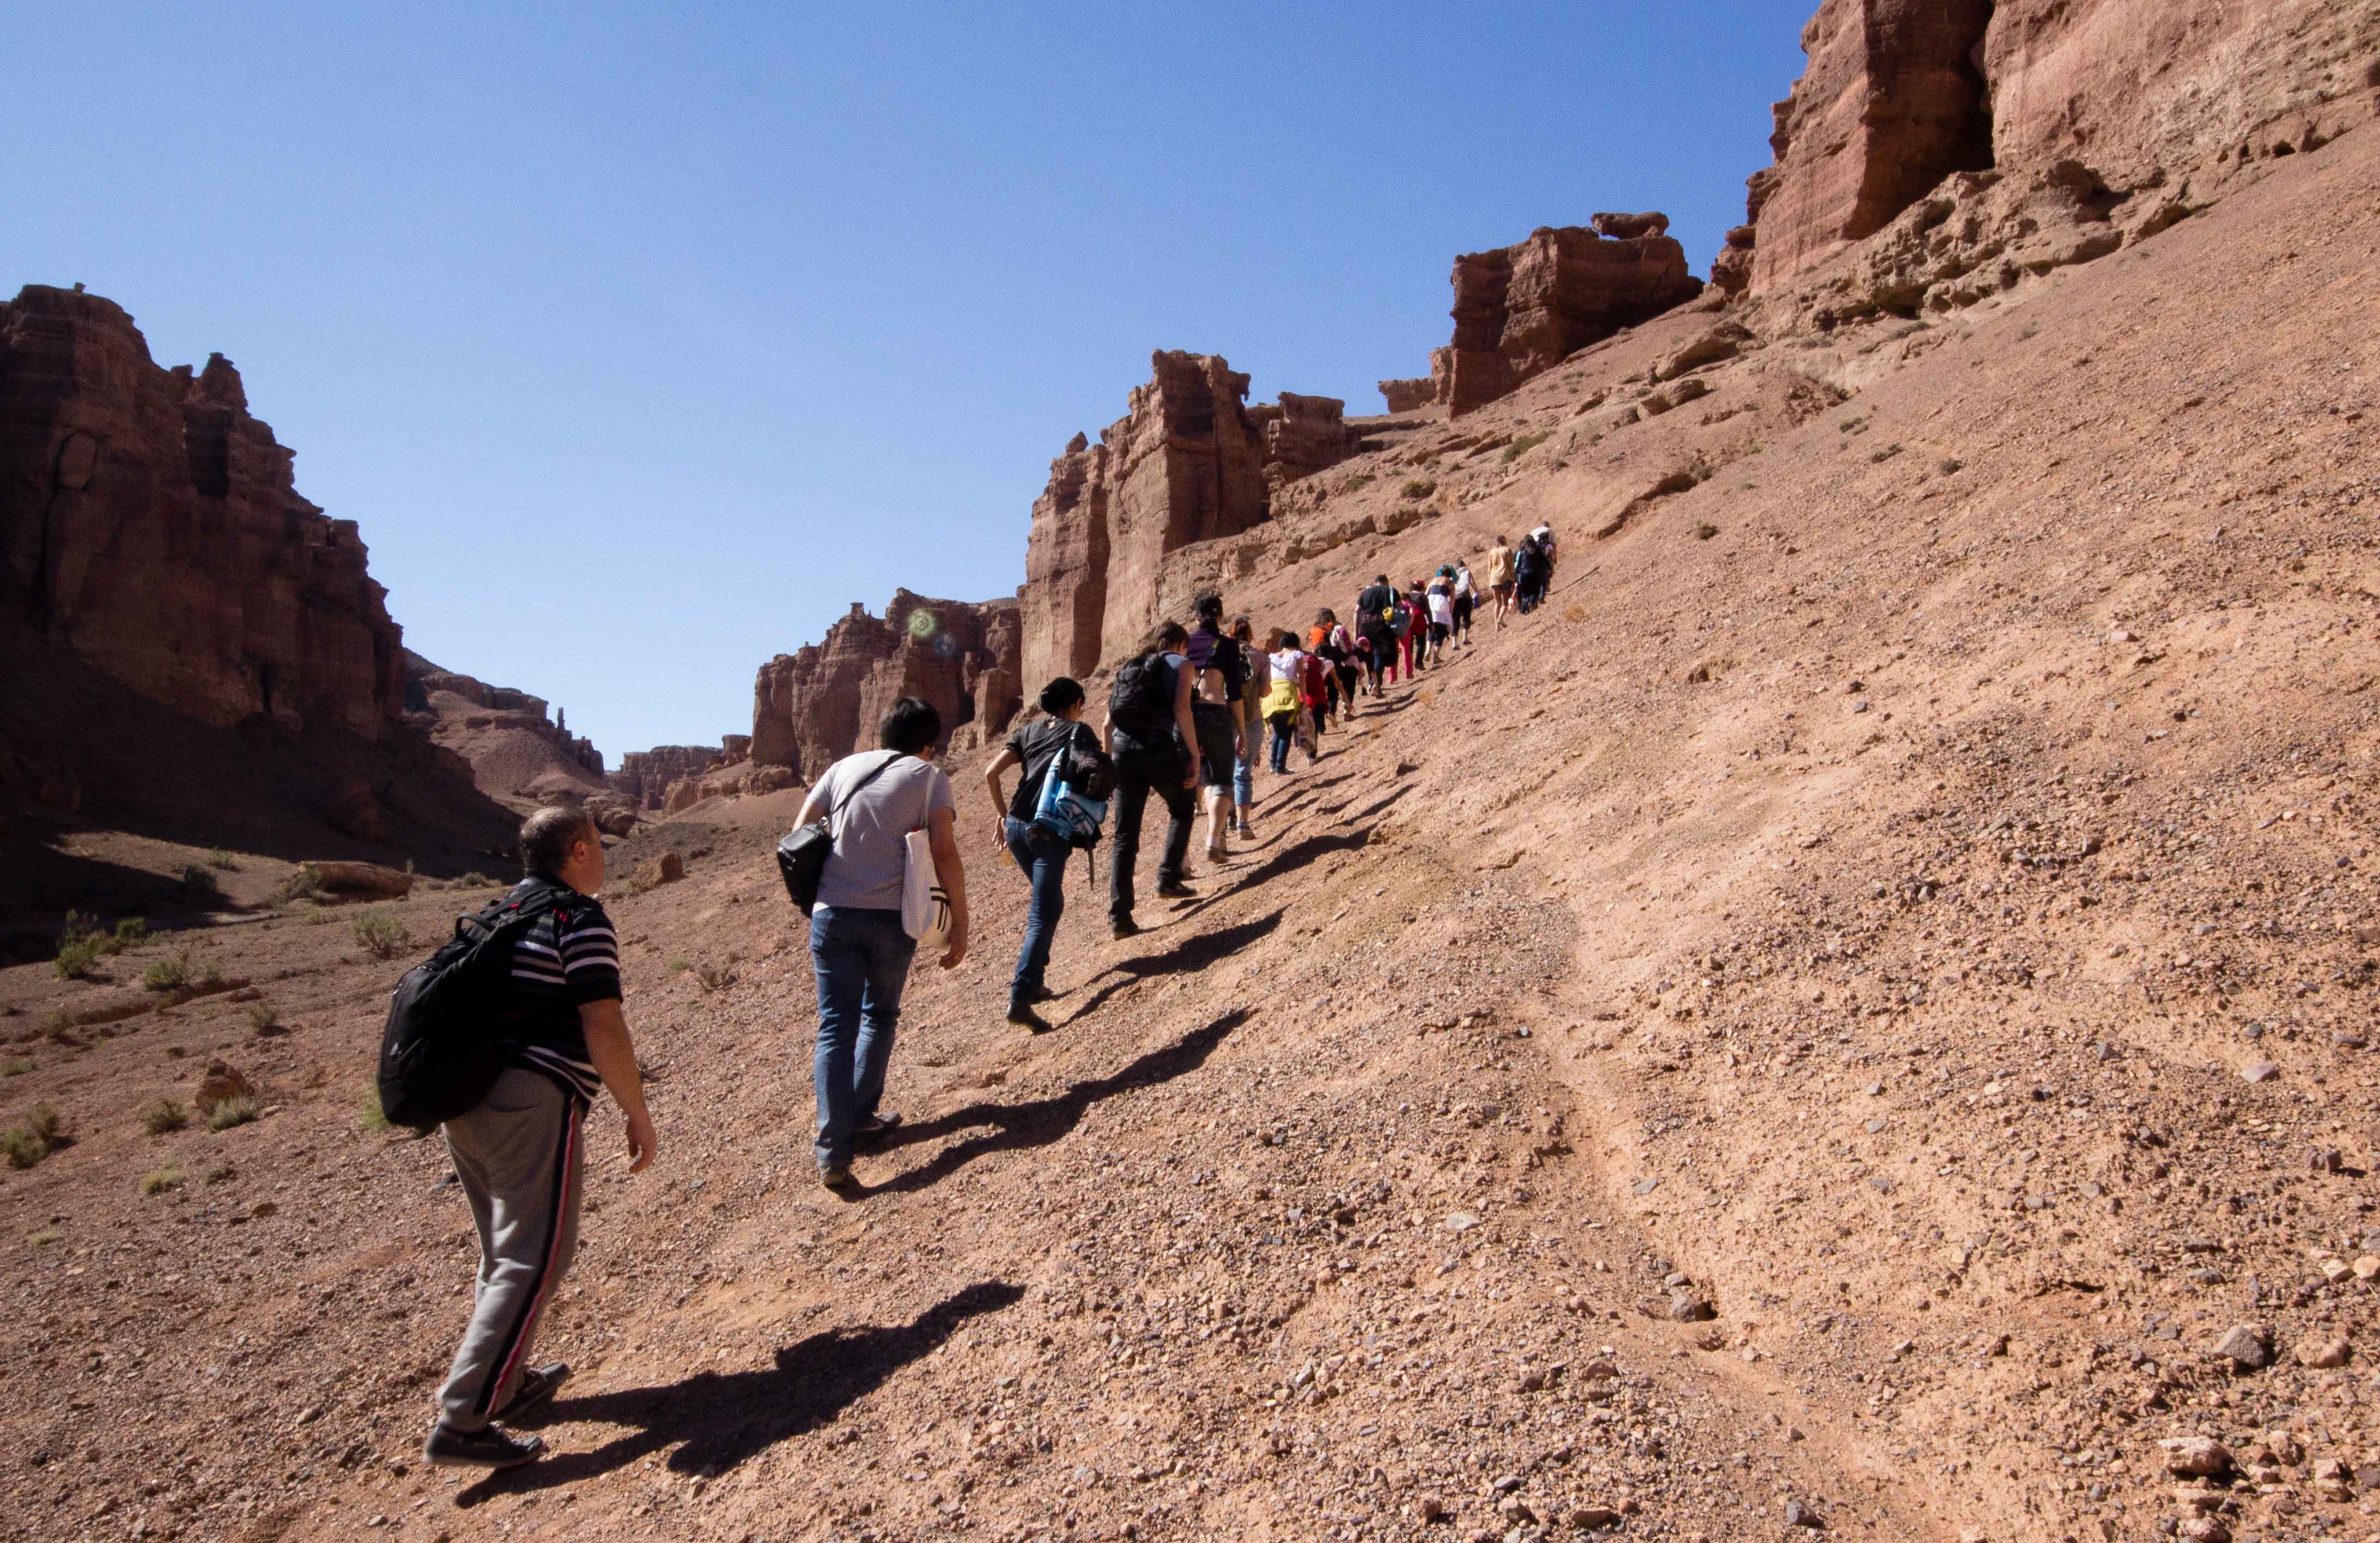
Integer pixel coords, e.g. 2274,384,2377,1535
393,532,1551,1470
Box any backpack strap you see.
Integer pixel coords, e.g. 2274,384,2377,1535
827,751,907,839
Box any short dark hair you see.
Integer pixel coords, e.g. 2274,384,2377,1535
879,696,942,755
1039,677,1086,715
1374,574,1389,585
1144,620,1189,654
1192,590,1224,621
1229,615,1253,641
520,805,597,878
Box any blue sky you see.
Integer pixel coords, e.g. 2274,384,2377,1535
8,1,1811,758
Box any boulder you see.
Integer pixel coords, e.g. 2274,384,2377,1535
2211,1322,2274,1372
195,1060,256,1115
1654,321,1755,380
746,764,797,795
1592,211,1671,239
635,852,684,888
306,860,413,901
663,778,702,816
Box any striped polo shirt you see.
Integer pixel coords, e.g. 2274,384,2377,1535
499,879,618,1103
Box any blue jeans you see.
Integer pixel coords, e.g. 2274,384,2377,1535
1267,713,1295,773
1003,817,1070,1007
1233,747,1255,810
809,907,916,1169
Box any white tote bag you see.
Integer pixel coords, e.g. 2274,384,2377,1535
901,828,951,947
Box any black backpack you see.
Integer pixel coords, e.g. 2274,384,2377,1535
375,884,565,1133
1108,654,1174,738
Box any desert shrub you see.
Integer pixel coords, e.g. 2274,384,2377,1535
1339,473,1374,494
1,1058,33,1078
4,1102,65,1168
1869,443,1905,464
139,1167,184,1195
1400,478,1437,500
1695,523,1720,540
23,1227,61,1246
205,1095,259,1132
53,928,105,976
457,872,500,890
667,956,692,974
1501,432,1551,463
180,864,223,901
40,1009,75,1044
246,1003,282,1036
351,911,410,960
207,849,239,871
270,865,322,906
142,950,193,993
113,917,149,950
2,1127,46,1169
141,1098,190,1135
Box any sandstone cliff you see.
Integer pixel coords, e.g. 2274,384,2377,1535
1379,224,1703,417
0,285,403,738
1735,0,2380,295
751,590,1023,780
1021,351,1358,688
400,651,608,807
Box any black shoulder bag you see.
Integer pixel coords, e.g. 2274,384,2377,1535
775,753,905,915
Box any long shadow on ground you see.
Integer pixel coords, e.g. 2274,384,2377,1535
866,1007,1252,1196
1059,911,1283,1022
459,1281,1025,1498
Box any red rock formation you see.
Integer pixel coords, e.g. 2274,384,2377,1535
611,745,724,810
400,651,608,806
1021,352,1359,687
1376,378,1436,414
0,285,403,737
751,590,1022,779
1740,0,2379,295
1435,226,1704,417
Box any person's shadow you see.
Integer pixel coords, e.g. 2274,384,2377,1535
458,1280,1025,1502
865,1006,1252,1195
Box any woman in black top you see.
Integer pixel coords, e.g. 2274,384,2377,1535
981,678,1097,1032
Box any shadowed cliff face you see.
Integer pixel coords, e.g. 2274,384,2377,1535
0,285,403,739
750,590,1023,780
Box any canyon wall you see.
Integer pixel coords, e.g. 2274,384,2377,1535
1737,0,2380,294
400,651,609,806
1376,221,1703,417
0,284,403,738
1021,351,1358,689
751,590,1024,780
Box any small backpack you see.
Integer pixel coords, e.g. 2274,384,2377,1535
1033,738,1111,853
375,884,564,1133
1108,653,1174,737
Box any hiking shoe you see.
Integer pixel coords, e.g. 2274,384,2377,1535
424,1422,545,1470
854,1112,903,1148
1110,917,1142,940
491,1363,570,1424
1006,1003,1054,1033
1155,879,1195,899
818,1164,855,1190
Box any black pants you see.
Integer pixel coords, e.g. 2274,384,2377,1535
1108,735,1195,921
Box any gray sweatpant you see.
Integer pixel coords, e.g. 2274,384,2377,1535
436,1067,585,1431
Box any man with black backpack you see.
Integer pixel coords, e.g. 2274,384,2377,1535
981,677,1109,1032
1356,575,1399,698
421,805,655,1471
1103,620,1199,939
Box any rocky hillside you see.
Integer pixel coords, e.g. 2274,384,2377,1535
1,3,2375,1541
401,652,606,809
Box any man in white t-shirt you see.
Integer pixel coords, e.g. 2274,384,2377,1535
795,697,969,1188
